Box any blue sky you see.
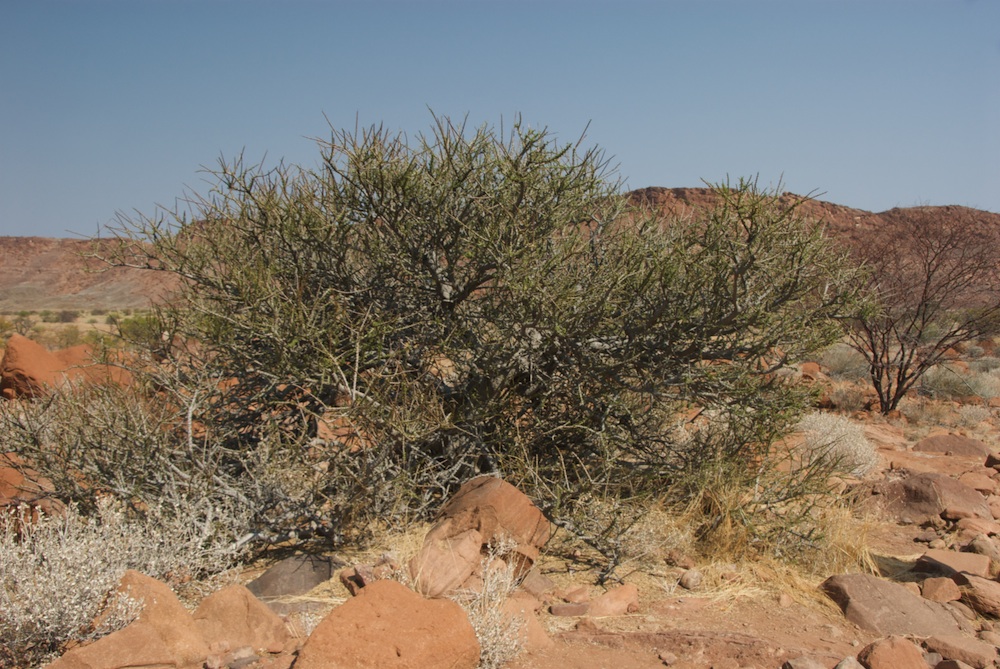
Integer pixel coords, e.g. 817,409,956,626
1,0,998,238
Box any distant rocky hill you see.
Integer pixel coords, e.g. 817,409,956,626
3,190,998,312
629,186,1000,250
0,237,166,312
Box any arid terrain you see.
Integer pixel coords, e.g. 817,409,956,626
5,190,1000,669
3,190,999,314
0,237,165,312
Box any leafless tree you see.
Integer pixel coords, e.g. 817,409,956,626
845,207,1000,413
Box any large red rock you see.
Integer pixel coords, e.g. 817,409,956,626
0,334,129,399
821,573,962,636
45,620,178,669
856,635,926,669
410,476,551,598
873,471,991,524
409,525,485,598
915,548,992,578
294,579,479,669
439,476,552,566
954,572,1000,618
922,577,962,603
114,570,210,666
193,584,290,654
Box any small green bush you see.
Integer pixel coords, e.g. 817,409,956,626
54,325,81,349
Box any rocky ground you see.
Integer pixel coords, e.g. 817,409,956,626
5,193,1000,668
6,336,1000,669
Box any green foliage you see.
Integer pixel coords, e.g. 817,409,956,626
114,313,162,350
93,116,861,566
12,313,35,337
54,325,81,349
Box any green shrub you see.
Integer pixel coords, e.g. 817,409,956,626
91,116,862,571
54,325,81,349
13,313,35,336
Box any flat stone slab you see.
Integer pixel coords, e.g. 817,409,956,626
874,472,991,524
247,554,343,599
954,572,1000,618
924,634,998,669
915,549,992,578
914,434,992,458
821,573,962,637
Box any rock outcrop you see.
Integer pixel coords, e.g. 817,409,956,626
294,579,480,669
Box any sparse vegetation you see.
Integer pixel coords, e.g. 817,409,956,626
13,312,35,336
451,539,525,669
819,343,869,382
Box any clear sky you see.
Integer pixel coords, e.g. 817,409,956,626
1,0,998,238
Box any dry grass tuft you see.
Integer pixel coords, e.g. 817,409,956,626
450,539,525,669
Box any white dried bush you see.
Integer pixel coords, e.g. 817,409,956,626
919,365,974,399
796,412,878,478
450,540,525,669
958,404,993,427
0,499,244,668
969,370,1000,399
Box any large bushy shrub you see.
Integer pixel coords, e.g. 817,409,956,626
86,116,862,567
